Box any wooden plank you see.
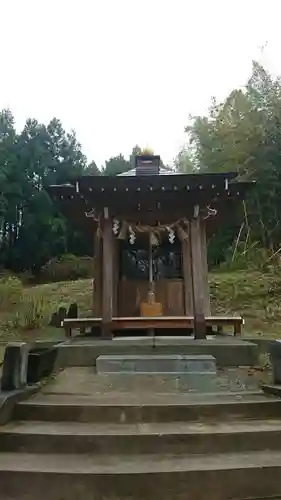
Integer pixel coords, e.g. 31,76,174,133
64,315,243,324
206,316,244,323
112,237,119,316
118,280,147,316
118,280,185,317
234,322,242,336
98,232,103,318
190,215,206,339
101,213,113,337
200,219,211,315
93,226,102,316
163,280,184,316
92,228,96,315
182,237,193,315
63,316,243,333
112,318,193,330
112,316,243,331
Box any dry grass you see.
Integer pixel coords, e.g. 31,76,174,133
33,279,93,315
210,270,281,337
0,279,93,343
1,269,281,344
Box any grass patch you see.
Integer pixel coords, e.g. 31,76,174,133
0,269,281,343
0,279,93,343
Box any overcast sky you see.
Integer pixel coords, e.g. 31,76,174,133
0,0,279,167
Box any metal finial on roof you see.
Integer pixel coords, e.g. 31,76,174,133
118,166,178,176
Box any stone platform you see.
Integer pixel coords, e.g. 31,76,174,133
96,354,217,392
56,336,258,368
35,366,265,397
96,354,217,374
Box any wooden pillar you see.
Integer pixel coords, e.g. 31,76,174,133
102,210,113,338
190,214,206,339
182,236,193,315
112,237,119,316
93,224,102,317
200,219,211,315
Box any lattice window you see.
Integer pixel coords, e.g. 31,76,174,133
120,243,183,280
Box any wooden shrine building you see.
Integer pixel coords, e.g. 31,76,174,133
48,155,254,339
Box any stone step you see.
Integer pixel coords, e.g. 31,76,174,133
14,392,281,423
2,419,281,455
0,450,281,499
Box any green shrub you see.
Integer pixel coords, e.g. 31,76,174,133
0,276,23,311
218,243,270,272
40,255,94,283
12,293,52,330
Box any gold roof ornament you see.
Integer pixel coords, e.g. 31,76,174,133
141,147,154,155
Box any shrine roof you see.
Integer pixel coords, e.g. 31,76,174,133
46,171,255,236
48,171,240,197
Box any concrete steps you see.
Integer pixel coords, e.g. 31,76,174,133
1,390,281,498
14,392,281,423
3,419,281,455
0,450,281,499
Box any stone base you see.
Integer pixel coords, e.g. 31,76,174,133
96,354,216,375
91,373,218,393
57,338,258,368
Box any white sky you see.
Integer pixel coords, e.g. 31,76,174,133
0,0,280,167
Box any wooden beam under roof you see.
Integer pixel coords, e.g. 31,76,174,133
48,180,254,206
73,171,238,194
53,196,246,236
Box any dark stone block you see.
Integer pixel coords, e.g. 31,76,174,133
67,303,78,319
1,343,29,391
49,312,59,327
90,326,101,337
269,340,281,384
49,307,67,328
27,347,58,384
270,340,281,357
58,307,67,323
